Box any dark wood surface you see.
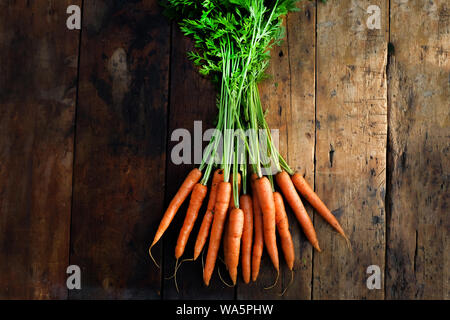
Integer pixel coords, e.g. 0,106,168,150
69,0,169,299
0,0,81,299
386,0,449,299
0,0,448,300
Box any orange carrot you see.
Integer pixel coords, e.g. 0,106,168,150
254,177,279,272
175,183,208,259
224,173,241,270
193,169,223,260
276,171,320,252
229,173,241,209
291,173,349,244
251,180,263,282
150,168,202,265
194,213,214,261
274,192,295,270
203,181,231,286
225,208,244,285
240,194,253,284
223,213,230,270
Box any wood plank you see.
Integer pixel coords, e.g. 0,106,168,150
69,0,169,299
386,0,449,299
161,26,235,300
282,1,316,300
0,0,81,299
236,1,316,300
314,0,388,299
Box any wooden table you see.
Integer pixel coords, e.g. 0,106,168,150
0,0,448,300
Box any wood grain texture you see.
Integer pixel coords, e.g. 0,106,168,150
314,0,388,299
69,0,169,299
1,0,448,300
386,0,449,300
0,0,81,299
161,27,235,300
283,1,316,300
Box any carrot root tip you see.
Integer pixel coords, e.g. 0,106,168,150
149,244,160,269
279,269,295,297
264,270,280,290
218,266,234,288
174,259,180,294
201,249,205,273
165,257,193,280
343,234,352,252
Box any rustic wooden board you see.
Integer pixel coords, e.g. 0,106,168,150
282,2,317,300
314,0,388,299
0,0,81,299
161,26,235,300
386,0,449,300
237,0,316,300
69,0,169,299
1,0,449,300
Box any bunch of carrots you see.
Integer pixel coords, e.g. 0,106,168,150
149,0,349,290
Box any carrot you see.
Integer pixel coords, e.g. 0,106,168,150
175,183,208,259
225,208,244,285
149,168,202,266
203,181,231,286
254,176,279,272
291,173,350,245
193,169,223,260
273,192,295,271
240,194,253,284
229,173,241,209
194,212,214,261
223,214,230,270
275,171,320,252
224,173,241,270
251,180,263,282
